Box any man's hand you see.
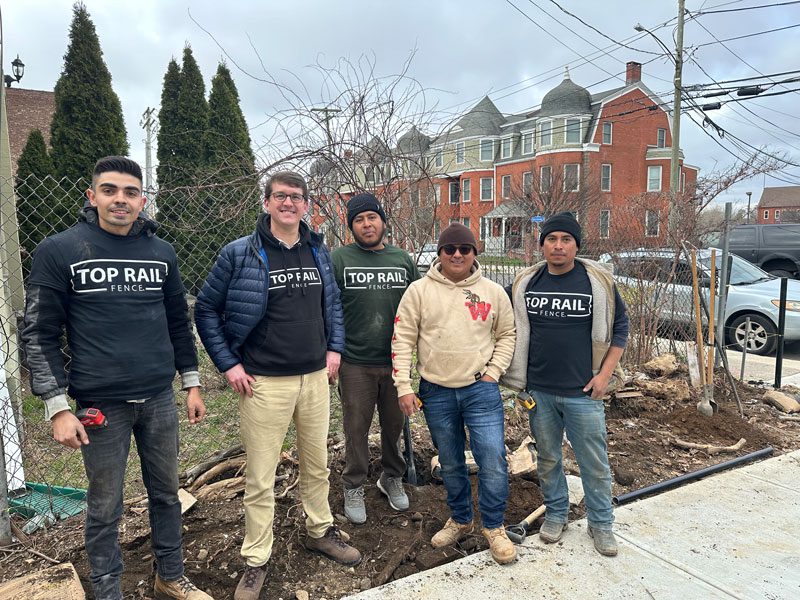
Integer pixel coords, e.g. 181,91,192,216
327,351,341,384
225,364,255,397
583,371,612,400
51,410,89,449
480,375,497,383
186,387,206,424
398,393,420,417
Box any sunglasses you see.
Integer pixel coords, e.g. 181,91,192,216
441,244,474,256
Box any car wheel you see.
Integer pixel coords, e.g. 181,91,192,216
768,269,794,278
727,314,777,355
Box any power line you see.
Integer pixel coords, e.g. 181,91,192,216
694,0,800,14
695,23,800,47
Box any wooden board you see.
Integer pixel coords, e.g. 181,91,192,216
0,562,84,600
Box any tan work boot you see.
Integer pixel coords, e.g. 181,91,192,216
154,574,213,600
234,565,267,600
431,518,474,548
482,527,517,564
304,525,362,565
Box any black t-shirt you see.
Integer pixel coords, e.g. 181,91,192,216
28,221,185,401
525,262,593,396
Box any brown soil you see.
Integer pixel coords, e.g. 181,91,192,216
1,371,799,599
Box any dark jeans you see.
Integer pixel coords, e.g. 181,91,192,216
419,378,508,529
81,385,183,596
339,360,405,488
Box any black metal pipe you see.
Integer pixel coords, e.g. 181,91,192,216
613,447,773,506
775,277,787,388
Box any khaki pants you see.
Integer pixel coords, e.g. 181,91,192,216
239,368,333,567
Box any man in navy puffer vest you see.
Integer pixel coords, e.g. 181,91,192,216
195,171,359,600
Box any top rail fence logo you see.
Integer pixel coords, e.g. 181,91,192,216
343,267,407,290
69,259,169,293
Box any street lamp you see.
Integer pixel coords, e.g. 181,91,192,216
746,191,752,224
3,54,23,87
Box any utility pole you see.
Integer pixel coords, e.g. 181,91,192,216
310,106,340,148
670,0,686,221
140,107,156,200
746,191,752,223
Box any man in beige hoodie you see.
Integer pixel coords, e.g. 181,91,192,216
392,223,517,564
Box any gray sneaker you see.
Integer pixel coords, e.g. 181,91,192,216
377,474,409,511
588,526,618,556
343,486,366,524
539,519,567,543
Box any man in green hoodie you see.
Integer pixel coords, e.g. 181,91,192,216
332,193,420,524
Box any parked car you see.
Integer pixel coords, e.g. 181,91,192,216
414,243,438,270
599,249,800,355
728,223,800,279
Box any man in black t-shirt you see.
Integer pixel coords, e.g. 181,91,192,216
501,212,628,557
21,157,211,600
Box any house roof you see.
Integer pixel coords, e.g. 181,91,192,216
757,186,800,208
397,125,431,155
539,68,592,117
4,87,56,174
483,200,530,219
441,96,505,142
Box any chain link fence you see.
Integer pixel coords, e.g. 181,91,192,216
0,173,758,529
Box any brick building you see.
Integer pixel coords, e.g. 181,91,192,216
756,186,800,223
309,61,697,255
4,87,56,174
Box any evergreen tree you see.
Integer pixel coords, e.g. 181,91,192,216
16,130,61,273
50,3,128,183
155,46,210,293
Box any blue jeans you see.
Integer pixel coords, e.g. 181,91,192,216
80,385,183,596
528,391,614,530
419,378,508,529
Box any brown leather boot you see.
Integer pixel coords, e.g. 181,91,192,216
233,565,267,600
431,518,474,548
153,574,213,600
304,525,362,565
482,527,517,564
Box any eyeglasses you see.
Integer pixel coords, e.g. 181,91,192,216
270,192,306,204
441,245,474,256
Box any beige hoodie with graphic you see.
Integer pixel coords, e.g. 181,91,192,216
391,259,516,397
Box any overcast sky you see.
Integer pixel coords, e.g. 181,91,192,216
4,0,799,207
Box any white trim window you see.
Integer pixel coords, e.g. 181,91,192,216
434,149,443,168
449,181,459,204
564,164,580,192
434,185,441,204
501,137,512,159
602,121,612,145
480,217,489,240
449,218,459,225
480,139,494,161
600,209,610,239
647,165,662,192
522,131,534,155
601,164,612,192
540,165,552,192
539,120,552,146
462,217,470,229
657,128,666,148
480,177,493,201
764,209,769,220
501,175,511,199
565,117,582,144
681,171,686,192
522,171,532,196
455,141,465,164
645,210,660,237
462,178,471,202
775,209,781,222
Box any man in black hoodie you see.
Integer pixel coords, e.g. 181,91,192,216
195,171,358,600
21,157,211,600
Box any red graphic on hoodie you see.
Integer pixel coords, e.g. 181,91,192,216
464,290,491,321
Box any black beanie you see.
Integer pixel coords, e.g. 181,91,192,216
437,223,479,255
539,211,581,247
347,193,386,230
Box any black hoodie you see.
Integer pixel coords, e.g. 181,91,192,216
240,213,327,376
21,206,198,404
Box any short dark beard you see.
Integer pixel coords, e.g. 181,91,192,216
353,221,386,249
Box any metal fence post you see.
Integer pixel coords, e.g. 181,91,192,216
775,277,787,388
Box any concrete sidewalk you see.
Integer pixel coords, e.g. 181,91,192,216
349,450,800,600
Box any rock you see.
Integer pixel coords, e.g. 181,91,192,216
295,590,310,600
642,353,678,377
411,512,423,522
197,548,208,561
764,389,800,413
508,436,537,476
613,467,635,486
638,379,690,403
360,577,372,590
